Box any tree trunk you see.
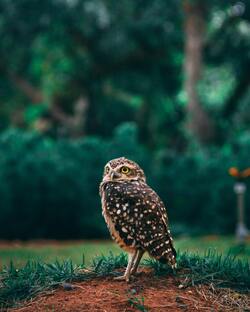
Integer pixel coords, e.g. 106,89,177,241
51,95,88,138
183,1,215,143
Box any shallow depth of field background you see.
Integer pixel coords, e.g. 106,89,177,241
0,0,249,266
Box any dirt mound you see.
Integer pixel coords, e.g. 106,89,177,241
10,270,248,312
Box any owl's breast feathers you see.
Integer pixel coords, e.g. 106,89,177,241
100,181,176,266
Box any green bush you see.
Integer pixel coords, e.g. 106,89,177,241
0,124,249,239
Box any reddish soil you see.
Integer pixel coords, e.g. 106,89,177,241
10,270,228,312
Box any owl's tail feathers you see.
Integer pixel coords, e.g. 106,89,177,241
158,246,177,268
158,234,177,268
147,238,177,268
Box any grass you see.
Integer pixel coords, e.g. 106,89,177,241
0,236,249,268
127,295,147,312
147,250,250,290
0,241,120,268
0,250,249,309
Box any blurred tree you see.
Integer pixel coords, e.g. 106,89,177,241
0,0,249,148
0,0,183,144
183,0,215,143
182,0,250,145
205,1,249,141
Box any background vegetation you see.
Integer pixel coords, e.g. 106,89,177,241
0,0,250,239
1,237,249,269
0,126,250,239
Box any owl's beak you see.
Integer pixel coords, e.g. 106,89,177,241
110,170,121,180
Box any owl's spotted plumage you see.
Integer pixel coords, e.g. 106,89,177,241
100,157,176,281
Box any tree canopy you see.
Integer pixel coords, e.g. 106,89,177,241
0,0,249,148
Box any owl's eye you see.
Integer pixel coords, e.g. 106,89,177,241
120,166,130,174
105,167,110,174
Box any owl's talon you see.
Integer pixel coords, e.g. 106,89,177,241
130,269,137,276
114,275,131,282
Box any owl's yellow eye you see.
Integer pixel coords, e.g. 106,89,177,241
120,166,130,174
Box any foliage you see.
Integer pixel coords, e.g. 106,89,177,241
0,259,91,308
177,250,250,290
0,0,183,147
0,1,250,242
146,250,250,291
0,1,249,148
92,252,128,276
0,251,249,309
128,295,147,312
151,143,250,234
0,126,249,239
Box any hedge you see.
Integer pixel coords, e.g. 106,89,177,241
0,123,249,239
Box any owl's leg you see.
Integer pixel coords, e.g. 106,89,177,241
130,250,144,275
114,252,137,282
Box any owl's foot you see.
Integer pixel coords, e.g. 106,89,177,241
130,265,142,275
114,251,142,282
113,274,133,282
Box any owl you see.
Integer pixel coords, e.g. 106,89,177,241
99,157,176,282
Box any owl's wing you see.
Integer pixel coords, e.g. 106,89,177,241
138,183,176,265
143,184,169,227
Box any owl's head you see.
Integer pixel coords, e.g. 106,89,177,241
102,157,146,183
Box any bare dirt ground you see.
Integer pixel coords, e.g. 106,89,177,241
9,269,249,312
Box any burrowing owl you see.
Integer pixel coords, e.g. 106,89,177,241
99,157,176,282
